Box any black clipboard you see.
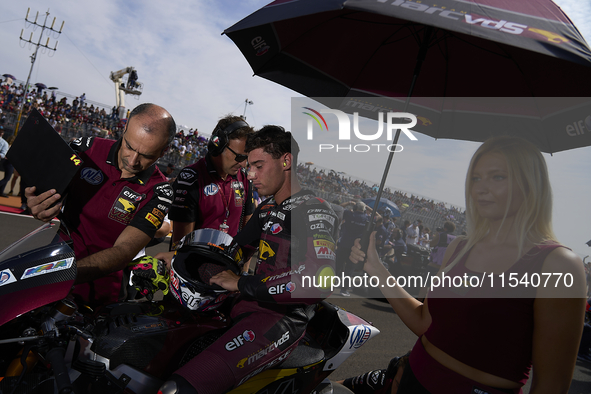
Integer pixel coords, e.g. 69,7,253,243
7,109,83,196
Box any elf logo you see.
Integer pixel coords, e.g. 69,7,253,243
566,115,591,137
269,282,296,295
226,330,256,351
251,36,270,56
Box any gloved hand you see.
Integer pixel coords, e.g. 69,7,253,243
128,256,170,301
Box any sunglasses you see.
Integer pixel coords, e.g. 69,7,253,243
226,146,248,163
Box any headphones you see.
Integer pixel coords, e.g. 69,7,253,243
208,120,249,157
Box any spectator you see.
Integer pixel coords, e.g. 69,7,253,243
336,200,377,296
165,162,176,182
405,220,419,245
330,199,345,242
7,168,21,197
419,227,430,247
0,127,12,197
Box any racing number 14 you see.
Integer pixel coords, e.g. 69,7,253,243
70,154,82,166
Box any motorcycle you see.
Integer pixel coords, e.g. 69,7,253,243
0,222,379,394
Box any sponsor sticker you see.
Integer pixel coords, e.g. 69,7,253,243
156,184,174,198
232,181,244,206
0,270,17,287
170,268,180,290
262,265,306,282
237,332,290,368
258,240,276,260
179,171,193,180
152,208,165,220
313,239,335,250
314,239,336,260
80,167,104,185
309,213,335,226
226,330,256,351
349,325,372,349
21,258,74,280
204,183,219,196
109,186,144,225
145,212,162,228
268,282,296,295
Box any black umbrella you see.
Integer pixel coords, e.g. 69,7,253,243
225,0,591,245
35,83,47,90
2,74,16,80
224,0,591,98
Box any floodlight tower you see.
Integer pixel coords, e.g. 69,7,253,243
15,8,64,135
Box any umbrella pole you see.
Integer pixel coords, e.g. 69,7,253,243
360,26,434,254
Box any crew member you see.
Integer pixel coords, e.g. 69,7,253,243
26,103,176,306
168,115,255,248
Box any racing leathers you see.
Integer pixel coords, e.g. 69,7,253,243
173,189,337,394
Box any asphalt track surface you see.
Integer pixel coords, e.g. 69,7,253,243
0,211,589,393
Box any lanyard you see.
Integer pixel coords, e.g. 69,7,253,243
217,179,233,233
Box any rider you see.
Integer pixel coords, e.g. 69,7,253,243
159,126,338,394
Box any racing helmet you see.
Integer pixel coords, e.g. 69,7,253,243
169,228,243,312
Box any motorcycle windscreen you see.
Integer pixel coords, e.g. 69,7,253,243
0,223,76,325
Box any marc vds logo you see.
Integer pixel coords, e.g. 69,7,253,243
303,107,418,153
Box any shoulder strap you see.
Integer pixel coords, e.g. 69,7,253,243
439,238,468,273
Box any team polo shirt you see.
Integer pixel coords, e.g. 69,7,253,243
169,154,254,237
62,137,173,305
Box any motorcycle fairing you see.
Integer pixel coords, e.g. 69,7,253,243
0,223,76,326
84,301,231,379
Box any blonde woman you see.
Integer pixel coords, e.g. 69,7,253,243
350,136,586,393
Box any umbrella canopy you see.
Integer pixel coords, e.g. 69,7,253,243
2,74,16,80
225,0,591,98
35,83,47,90
362,197,401,217
48,86,59,90
308,95,591,154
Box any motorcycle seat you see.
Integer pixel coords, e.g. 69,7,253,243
276,335,324,369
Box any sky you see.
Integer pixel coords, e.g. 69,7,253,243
1,0,590,257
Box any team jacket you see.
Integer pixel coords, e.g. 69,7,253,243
169,155,255,237
234,190,337,305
